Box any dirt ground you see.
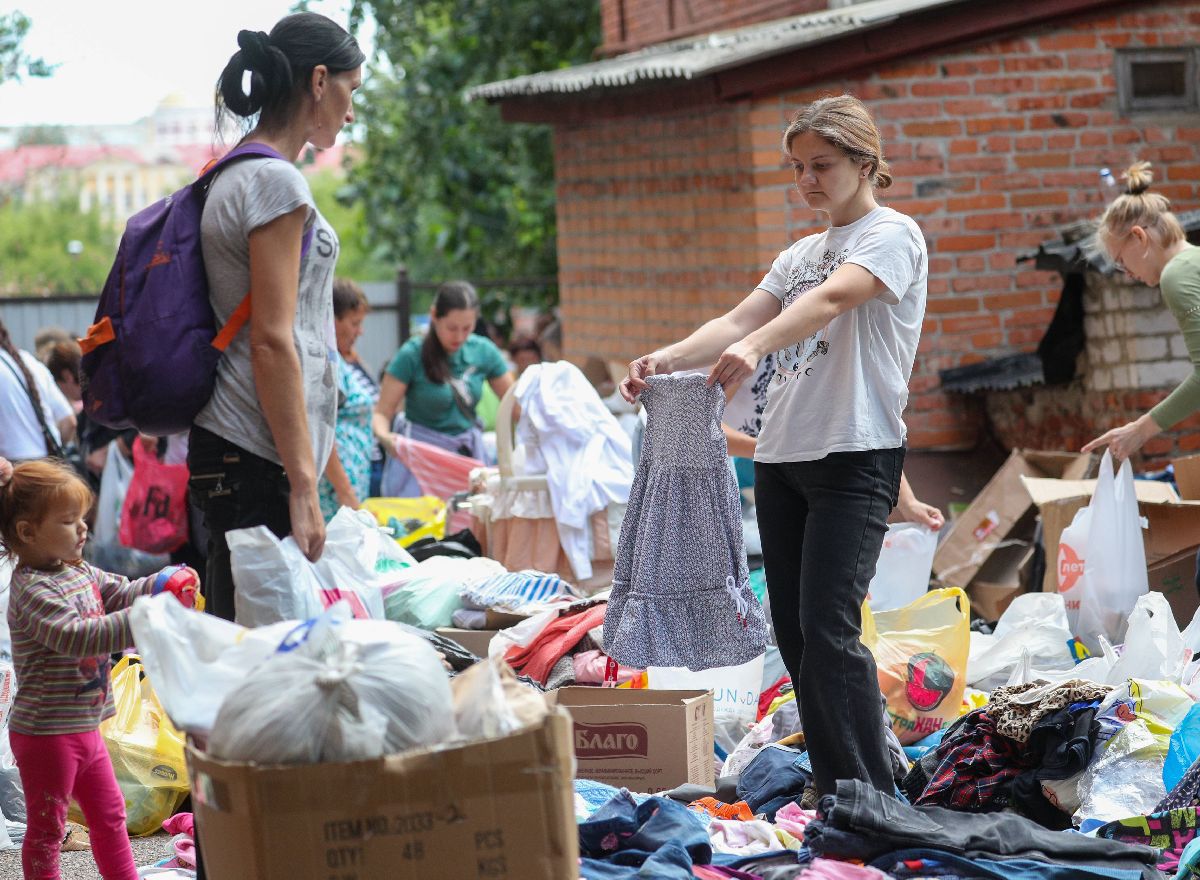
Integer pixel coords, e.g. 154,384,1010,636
0,831,173,878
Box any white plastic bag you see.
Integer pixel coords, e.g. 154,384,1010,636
208,603,455,764
129,594,299,737
1059,451,1148,652
967,593,1077,691
228,507,387,626
867,524,937,612
1108,592,1192,684
648,653,765,728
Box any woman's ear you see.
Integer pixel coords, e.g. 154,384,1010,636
310,64,329,100
14,518,34,547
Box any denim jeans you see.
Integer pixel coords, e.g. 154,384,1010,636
872,848,1144,880
735,744,814,820
809,779,1162,877
186,425,291,623
754,448,904,796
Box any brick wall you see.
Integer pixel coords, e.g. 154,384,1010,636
599,0,827,54
557,0,1200,450
983,270,1200,466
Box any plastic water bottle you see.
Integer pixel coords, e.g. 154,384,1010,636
1100,167,1119,193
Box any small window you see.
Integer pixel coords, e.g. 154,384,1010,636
1116,49,1197,114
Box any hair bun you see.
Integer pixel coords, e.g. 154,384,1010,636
1123,160,1154,196
237,30,272,66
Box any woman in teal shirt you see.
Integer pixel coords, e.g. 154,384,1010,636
372,281,513,496
1084,161,1200,460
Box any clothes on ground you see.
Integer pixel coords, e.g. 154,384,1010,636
385,333,508,436
1095,807,1200,875
505,603,608,686
689,799,755,821
7,561,153,735
1009,701,1103,829
986,680,1112,744
605,373,766,671
708,818,786,855
872,848,1145,880
460,569,579,612
1162,754,1200,813
0,347,73,461
514,362,633,581
1150,244,1200,429
736,745,814,822
10,729,137,880
196,156,337,473
910,707,1038,811
806,778,1162,875
753,205,927,463
318,353,377,519
578,791,712,876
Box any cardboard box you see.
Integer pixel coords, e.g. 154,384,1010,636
1173,454,1200,500
435,628,500,658
548,688,714,791
187,713,579,880
933,450,1093,589
1024,478,1179,594
1036,494,1200,629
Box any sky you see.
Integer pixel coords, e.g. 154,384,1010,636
0,0,373,127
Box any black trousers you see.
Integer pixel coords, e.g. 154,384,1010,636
754,447,904,797
186,426,291,623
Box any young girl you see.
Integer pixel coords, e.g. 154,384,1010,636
0,459,198,880
621,95,928,799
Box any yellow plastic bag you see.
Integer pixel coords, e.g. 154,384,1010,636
861,587,970,745
69,656,189,836
362,496,447,548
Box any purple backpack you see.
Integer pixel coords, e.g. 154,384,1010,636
80,143,309,436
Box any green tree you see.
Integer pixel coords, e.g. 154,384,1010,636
0,11,52,84
0,195,115,295
348,0,599,322
17,124,66,146
305,164,393,282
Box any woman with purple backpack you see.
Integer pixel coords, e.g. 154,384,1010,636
186,12,364,623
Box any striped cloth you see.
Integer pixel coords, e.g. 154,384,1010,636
8,560,154,735
393,433,482,501
461,570,579,613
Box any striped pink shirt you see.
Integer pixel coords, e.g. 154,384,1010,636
8,560,154,735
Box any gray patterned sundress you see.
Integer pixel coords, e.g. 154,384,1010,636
603,373,768,671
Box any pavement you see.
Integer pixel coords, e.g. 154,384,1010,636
0,831,173,878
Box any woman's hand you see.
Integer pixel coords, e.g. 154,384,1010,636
620,350,673,403
897,495,944,530
0,457,11,487
707,338,763,397
289,487,326,562
1081,414,1160,461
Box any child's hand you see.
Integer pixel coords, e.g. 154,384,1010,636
153,565,201,609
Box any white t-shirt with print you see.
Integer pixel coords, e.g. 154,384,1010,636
0,348,73,461
753,206,927,463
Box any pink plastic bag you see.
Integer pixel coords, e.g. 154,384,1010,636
119,441,189,554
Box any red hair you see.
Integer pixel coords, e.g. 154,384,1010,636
0,459,94,561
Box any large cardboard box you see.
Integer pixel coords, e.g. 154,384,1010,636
549,688,714,791
1023,478,1179,594
1035,493,1200,629
435,627,499,658
187,712,579,880
933,450,1093,589
1173,454,1200,501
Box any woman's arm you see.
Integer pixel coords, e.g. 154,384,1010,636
895,473,944,530
488,372,514,400
709,263,885,390
323,450,359,509
247,206,325,561
372,374,408,455
621,289,781,401
722,425,757,459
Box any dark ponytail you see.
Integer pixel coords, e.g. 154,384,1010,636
421,281,480,385
216,12,365,135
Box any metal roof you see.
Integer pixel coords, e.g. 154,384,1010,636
466,0,964,101
1022,209,1200,276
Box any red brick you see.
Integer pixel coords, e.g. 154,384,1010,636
950,139,979,155
983,291,1044,309
1011,190,1071,207
1038,33,1098,50
940,59,1003,76
944,99,1001,115
926,295,981,314
946,194,1007,211
937,234,997,251
910,81,971,97
1013,152,1073,169
1004,56,1064,72
947,156,1008,173
903,120,962,137
975,77,1039,95
966,117,1027,134
985,135,1015,152
964,212,1027,230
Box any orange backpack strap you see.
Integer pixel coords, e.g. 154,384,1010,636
78,316,116,355
212,292,252,352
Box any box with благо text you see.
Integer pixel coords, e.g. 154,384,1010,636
548,688,714,791
186,711,579,880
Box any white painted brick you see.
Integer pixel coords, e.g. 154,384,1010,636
1099,339,1123,364
1136,360,1193,387
1103,288,1122,311
1130,286,1162,309
1134,336,1169,361
1084,316,1106,339
1171,335,1191,359
1132,310,1183,336
1110,364,1134,388
1089,368,1112,391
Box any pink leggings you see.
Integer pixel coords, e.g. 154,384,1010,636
10,730,137,880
